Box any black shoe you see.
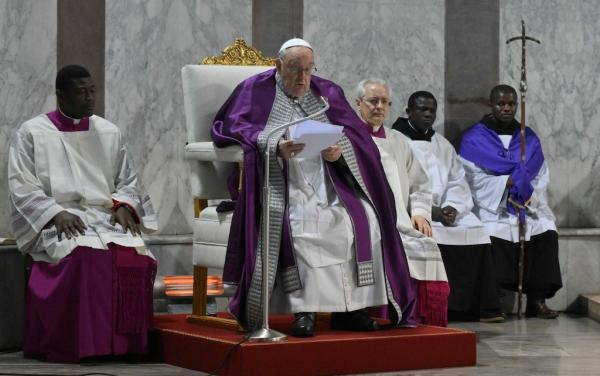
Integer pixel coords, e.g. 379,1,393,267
331,309,380,331
526,299,559,319
292,312,316,337
479,311,505,323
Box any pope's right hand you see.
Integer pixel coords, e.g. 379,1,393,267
48,211,87,241
278,139,305,159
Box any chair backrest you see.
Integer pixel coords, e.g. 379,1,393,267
181,40,275,200
181,64,273,144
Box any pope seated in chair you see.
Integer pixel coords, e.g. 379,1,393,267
212,38,417,337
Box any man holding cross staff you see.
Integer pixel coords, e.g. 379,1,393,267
458,21,562,319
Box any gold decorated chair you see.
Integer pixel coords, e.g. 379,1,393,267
182,40,274,329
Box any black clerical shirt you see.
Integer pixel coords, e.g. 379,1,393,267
392,117,435,141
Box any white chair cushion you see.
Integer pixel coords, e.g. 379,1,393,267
192,206,233,269
185,142,243,162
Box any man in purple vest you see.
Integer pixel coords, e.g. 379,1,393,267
212,38,417,336
459,84,562,319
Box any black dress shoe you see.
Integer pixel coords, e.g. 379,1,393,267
526,299,559,319
479,310,505,323
331,309,380,331
292,312,316,337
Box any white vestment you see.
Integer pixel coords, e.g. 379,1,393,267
460,135,557,242
273,103,388,313
372,128,447,281
406,132,490,245
8,113,157,263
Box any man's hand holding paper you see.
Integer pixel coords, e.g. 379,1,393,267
278,139,306,159
289,119,344,159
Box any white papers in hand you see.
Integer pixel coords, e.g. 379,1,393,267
290,120,343,158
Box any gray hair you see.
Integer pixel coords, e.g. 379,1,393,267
278,49,287,61
354,78,392,100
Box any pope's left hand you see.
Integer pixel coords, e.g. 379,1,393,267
110,206,141,236
412,215,432,237
321,144,342,162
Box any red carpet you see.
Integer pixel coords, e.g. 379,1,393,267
151,314,476,376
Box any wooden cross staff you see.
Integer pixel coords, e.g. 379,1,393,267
506,20,541,319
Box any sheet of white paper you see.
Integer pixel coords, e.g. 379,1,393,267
290,120,344,158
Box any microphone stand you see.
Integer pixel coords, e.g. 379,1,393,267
248,96,330,342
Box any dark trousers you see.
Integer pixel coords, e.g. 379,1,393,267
490,230,562,300
440,243,502,319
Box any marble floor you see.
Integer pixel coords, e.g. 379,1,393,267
1,314,599,376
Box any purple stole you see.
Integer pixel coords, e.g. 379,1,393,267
212,69,416,327
459,122,545,221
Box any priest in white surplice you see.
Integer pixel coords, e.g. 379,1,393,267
212,39,417,337
353,79,449,326
392,90,504,322
9,65,158,362
458,85,562,319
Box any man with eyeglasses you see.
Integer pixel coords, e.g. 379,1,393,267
212,39,417,337
355,79,450,326
394,90,505,323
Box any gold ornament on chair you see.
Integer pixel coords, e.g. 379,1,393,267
201,38,276,66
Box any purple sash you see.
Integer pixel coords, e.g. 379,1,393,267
459,122,545,221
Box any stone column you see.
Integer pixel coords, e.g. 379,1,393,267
252,0,303,57
444,0,499,147
58,0,105,116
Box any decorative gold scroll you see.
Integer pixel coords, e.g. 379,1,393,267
201,38,275,66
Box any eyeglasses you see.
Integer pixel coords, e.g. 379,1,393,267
362,97,391,107
283,65,318,75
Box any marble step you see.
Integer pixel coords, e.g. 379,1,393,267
581,294,600,323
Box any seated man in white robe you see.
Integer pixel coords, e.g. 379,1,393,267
458,84,561,319
8,65,158,362
392,90,504,322
353,78,449,326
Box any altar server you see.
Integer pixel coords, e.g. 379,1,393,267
393,90,504,322
9,65,158,362
459,84,561,318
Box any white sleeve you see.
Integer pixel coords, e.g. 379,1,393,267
406,146,432,221
459,156,509,213
528,162,550,209
111,136,158,232
441,149,474,217
8,128,64,249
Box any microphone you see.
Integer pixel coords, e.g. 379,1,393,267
248,95,330,342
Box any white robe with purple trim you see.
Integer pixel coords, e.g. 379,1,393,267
8,113,157,263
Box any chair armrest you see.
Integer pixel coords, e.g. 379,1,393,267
185,142,243,162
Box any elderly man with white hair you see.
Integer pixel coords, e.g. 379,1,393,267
212,39,417,337
354,78,450,326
